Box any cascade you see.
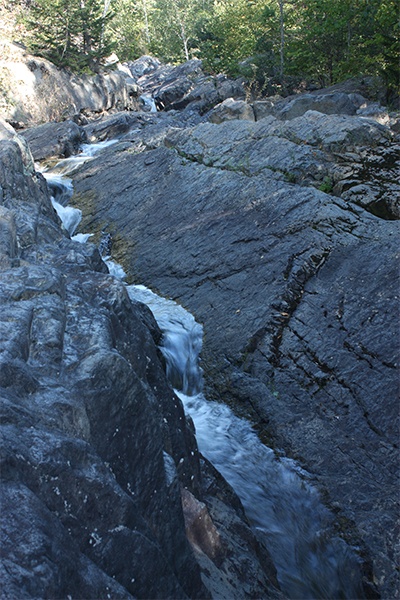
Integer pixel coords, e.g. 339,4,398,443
46,141,365,600
41,140,118,236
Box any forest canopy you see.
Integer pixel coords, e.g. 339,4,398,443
8,0,400,91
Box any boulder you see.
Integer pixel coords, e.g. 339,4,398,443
0,41,135,126
275,92,357,120
357,103,390,125
252,100,276,121
129,58,246,114
209,98,255,123
83,111,138,143
20,120,84,161
124,55,162,79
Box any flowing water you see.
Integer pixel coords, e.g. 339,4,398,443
126,284,365,600
43,141,365,600
41,140,118,236
140,93,158,112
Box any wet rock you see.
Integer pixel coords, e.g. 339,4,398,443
188,458,285,600
83,111,138,143
20,120,84,161
1,118,206,599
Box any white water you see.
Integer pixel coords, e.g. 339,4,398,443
140,94,158,112
42,139,118,176
41,140,118,238
127,284,364,600
103,256,127,281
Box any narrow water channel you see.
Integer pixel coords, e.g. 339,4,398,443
126,285,365,600
42,142,365,600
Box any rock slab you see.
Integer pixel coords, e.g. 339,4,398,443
70,108,399,599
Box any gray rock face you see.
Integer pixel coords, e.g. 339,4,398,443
69,106,399,599
0,119,283,599
209,98,255,123
275,92,357,120
0,43,138,126
20,120,85,161
128,58,246,114
164,110,399,219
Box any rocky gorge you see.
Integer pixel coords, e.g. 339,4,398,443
1,53,399,600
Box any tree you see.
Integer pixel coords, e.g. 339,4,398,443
285,0,399,87
106,0,151,60
278,0,284,78
24,0,115,72
151,0,206,62
194,0,276,75
369,0,400,94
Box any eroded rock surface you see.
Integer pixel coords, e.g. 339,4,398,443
0,119,284,599
69,106,399,599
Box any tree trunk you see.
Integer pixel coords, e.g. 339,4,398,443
173,0,190,61
101,0,111,46
279,0,284,79
142,0,150,45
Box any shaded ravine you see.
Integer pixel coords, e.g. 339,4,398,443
44,142,366,600
126,285,365,600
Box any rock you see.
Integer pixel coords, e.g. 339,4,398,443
348,92,368,109
275,92,357,120
252,100,276,120
129,58,245,115
209,98,255,123
215,74,246,102
0,42,135,126
357,103,390,125
69,110,399,598
104,52,120,67
1,120,285,599
20,120,84,161
125,55,162,79
1,117,204,598
187,458,285,600
83,111,138,143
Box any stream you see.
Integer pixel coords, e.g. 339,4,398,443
42,142,365,600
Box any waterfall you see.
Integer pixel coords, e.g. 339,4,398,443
140,94,158,113
41,140,118,237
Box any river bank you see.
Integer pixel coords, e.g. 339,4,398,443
1,52,399,599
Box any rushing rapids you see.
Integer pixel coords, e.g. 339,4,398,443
44,139,366,600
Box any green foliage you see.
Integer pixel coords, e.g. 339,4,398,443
285,0,399,89
150,0,209,62
319,176,333,193
194,0,277,76
23,0,115,73
107,0,148,61
20,0,399,100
